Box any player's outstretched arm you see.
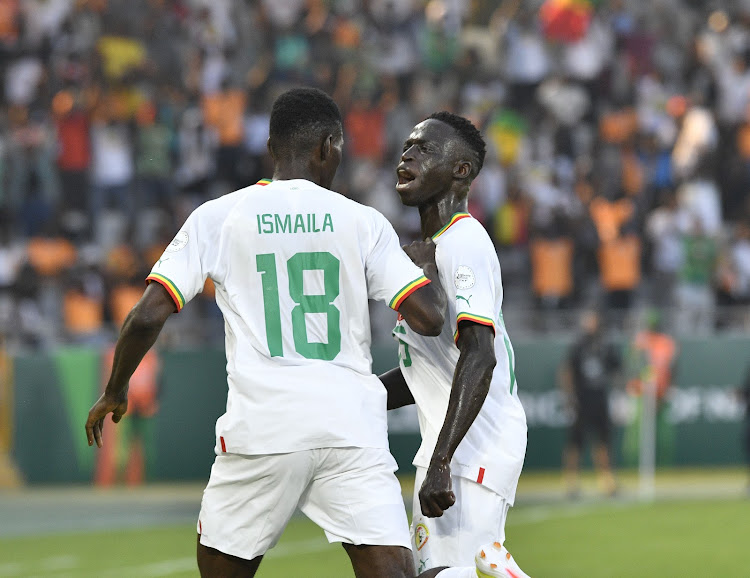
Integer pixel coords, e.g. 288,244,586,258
379,367,415,410
85,282,176,448
398,239,447,336
419,321,496,518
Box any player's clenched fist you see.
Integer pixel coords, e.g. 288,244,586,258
418,459,456,518
85,392,128,448
403,238,437,271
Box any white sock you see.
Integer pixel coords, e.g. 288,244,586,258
435,568,476,578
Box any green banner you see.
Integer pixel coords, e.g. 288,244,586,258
11,337,749,483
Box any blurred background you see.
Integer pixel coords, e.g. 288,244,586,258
1,0,750,576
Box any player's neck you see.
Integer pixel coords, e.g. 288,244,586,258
419,196,468,239
272,161,323,188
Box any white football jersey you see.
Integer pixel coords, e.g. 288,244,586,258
393,213,527,502
148,179,429,455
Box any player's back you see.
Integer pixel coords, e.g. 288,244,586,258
219,179,379,374
154,178,428,456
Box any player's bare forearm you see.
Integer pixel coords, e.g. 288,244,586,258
419,322,495,517
379,367,415,410
398,281,446,336
106,284,175,395
85,283,175,447
431,322,496,465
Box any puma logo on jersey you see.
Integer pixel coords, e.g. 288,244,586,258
156,257,170,267
456,294,472,307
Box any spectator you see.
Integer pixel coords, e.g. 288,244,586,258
4,51,44,107
599,231,641,314
174,106,216,202
717,221,750,315
675,217,717,334
202,83,246,190
89,113,135,233
7,106,59,233
242,95,271,186
646,190,684,312
52,89,90,235
530,234,574,309
135,101,173,212
503,9,550,113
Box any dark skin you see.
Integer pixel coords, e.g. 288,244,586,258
381,118,498,518
86,126,448,578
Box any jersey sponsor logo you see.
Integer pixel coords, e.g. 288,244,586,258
456,294,472,307
166,230,189,252
454,265,475,289
156,257,170,267
256,212,334,234
415,523,429,551
417,558,429,573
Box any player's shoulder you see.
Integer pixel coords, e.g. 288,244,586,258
435,213,496,255
264,179,379,217
191,185,254,223
326,191,391,231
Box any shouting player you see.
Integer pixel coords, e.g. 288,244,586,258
85,88,456,578
381,112,530,577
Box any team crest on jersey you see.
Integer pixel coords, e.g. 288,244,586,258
415,523,429,551
454,265,475,289
166,230,189,252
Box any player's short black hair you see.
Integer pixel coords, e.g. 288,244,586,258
269,87,342,153
428,111,486,177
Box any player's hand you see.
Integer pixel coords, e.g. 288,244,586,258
85,392,128,448
419,460,456,518
403,238,437,271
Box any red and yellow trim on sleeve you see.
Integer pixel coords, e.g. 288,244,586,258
389,276,431,310
256,178,272,186
432,212,471,240
146,272,186,312
453,312,495,343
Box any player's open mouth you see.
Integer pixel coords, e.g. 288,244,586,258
396,168,415,187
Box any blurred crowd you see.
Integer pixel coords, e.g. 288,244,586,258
5,0,750,349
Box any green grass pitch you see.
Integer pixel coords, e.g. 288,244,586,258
1,497,748,577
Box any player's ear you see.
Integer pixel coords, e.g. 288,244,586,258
266,137,275,160
453,160,472,180
321,134,333,161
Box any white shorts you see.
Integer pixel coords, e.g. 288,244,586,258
197,447,411,561
411,466,511,570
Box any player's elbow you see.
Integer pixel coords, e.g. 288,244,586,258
478,346,497,374
125,302,167,335
397,286,445,335
411,306,444,336
465,341,496,373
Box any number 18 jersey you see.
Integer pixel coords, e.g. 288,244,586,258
148,179,429,455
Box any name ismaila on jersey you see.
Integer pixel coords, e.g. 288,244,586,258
257,213,334,235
